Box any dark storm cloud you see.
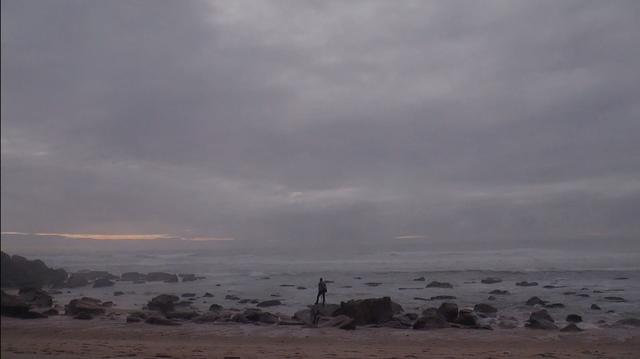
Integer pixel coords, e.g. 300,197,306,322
2,0,639,246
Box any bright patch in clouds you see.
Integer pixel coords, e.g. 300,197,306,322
1,232,234,241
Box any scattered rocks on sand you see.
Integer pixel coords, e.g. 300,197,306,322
257,299,282,308
473,303,497,315
489,289,510,295
93,278,115,288
337,297,401,325
66,297,106,316
526,296,546,306
481,277,502,284
591,304,601,310
165,302,200,320
192,312,221,323
561,323,583,332
526,309,558,330
566,314,582,323
1,251,68,288
73,312,94,320
425,281,453,289
604,296,626,302
233,308,279,324
147,294,179,313
516,281,538,287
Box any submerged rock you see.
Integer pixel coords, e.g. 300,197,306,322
120,272,147,282
516,281,538,287
430,295,456,300
489,289,510,295
604,296,626,302
146,272,178,283
481,277,502,284
544,303,565,309
425,281,453,288
93,278,115,288
413,276,426,281
590,304,601,310
364,282,382,287
257,299,282,307
525,296,546,306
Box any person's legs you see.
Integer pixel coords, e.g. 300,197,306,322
322,292,326,305
315,292,320,305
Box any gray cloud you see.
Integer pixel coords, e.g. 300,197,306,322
2,0,639,249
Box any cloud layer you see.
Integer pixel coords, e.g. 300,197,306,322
2,1,639,248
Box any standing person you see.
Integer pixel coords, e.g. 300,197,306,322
315,277,327,306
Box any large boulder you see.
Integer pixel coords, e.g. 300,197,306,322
64,274,90,288
1,290,46,318
473,303,497,316
18,288,53,308
1,251,68,288
337,297,398,325
455,308,479,327
146,272,178,283
66,297,106,316
147,294,179,313
437,302,459,322
526,309,558,330
413,308,448,330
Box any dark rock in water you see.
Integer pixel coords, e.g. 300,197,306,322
296,286,307,290
563,291,577,295
270,294,281,297
337,297,397,325
318,315,356,330
93,278,115,288
120,272,147,281
576,293,590,298
561,323,583,332
181,293,196,298
526,309,558,330
607,310,616,313
604,296,626,302
209,304,223,312
1,290,46,318
456,308,479,327
257,299,282,307
179,273,199,282
203,292,214,298
65,274,90,288
487,296,496,301
430,295,456,300
413,276,426,281
18,288,53,307
489,289,510,295
613,318,640,327
279,284,296,287
147,294,179,313
437,302,458,322
544,303,565,309
414,297,429,301
114,291,124,296
516,281,538,287
413,308,449,330
74,271,118,281
145,316,181,326
426,281,453,288
147,272,178,283
481,277,502,284
66,297,105,316
526,296,547,306
225,295,240,301
614,277,628,280
593,290,603,293
566,314,582,323
354,276,362,280
604,288,625,292
543,285,564,289
1,252,68,288
474,303,497,315
365,282,382,287
399,287,423,290
590,304,601,310
74,312,94,320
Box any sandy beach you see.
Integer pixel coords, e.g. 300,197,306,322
2,315,639,359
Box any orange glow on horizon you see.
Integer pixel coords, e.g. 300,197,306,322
1,232,234,241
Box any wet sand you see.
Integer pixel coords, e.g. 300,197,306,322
2,316,639,359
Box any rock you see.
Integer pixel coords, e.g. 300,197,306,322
526,309,558,330
364,282,382,287
544,303,565,309
1,290,46,318
414,297,429,301
126,315,143,323
591,304,601,310
516,281,538,287
293,309,313,325
413,276,426,281
426,281,453,288
613,318,640,327
398,287,423,290
93,278,115,288
192,312,221,323
74,312,94,320
203,292,214,297
165,307,199,320
318,315,356,330
576,293,590,298
481,277,502,284
145,316,181,326
114,291,125,296
179,274,198,282
235,308,279,324
604,296,626,302
120,272,146,282
103,301,114,308
64,274,90,288
257,299,282,308
543,285,562,289
473,303,497,315
566,314,582,323
146,272,178,283
74,271,118,281
614,277,628,280
209,304,223,312
181,293,196,298
593,290,603,293
526,296,546,306
489,289,510,295
1,251,68,288
456,308,479,327
278,319,305,326
225,295,240,301
147,294,179,313
487,296,496,301
413,308,448,330
337,297,397,325
437,302,458,322
561,323,583,332
18,288,53,307
279,284,296,287
66,297,106,316
43,308,59,316
430,295,456,300
296,286,307,290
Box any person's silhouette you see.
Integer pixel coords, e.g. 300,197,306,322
315,277,327,306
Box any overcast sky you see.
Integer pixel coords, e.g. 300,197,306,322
2,1,639,249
